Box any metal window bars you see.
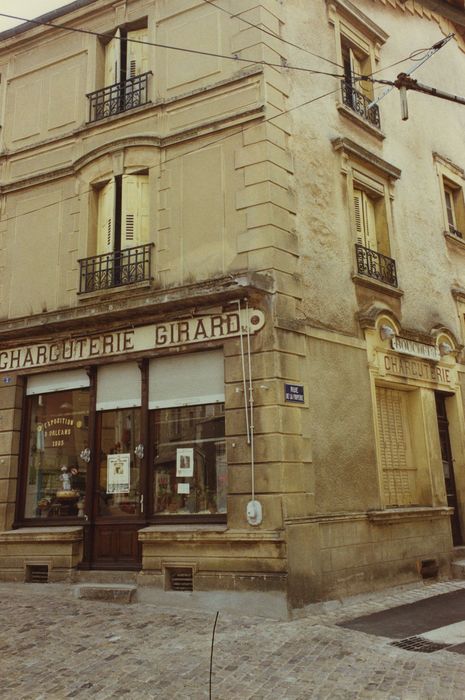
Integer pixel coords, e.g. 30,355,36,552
448,224,463,239
87,72,152,123
78,243,153,293
355,243,398,288
341,80,381,129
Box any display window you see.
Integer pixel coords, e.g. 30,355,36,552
152,403,226,516
24,388,89,518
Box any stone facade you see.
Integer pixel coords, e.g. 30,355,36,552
0,0,465,615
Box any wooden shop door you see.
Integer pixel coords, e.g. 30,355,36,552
91,408,145,568
435,393,463,546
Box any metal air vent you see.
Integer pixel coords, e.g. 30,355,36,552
167,567,194,592
25,564,49,583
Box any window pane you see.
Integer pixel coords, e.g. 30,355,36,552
152,403,226,516
98,409,141,517
25,389,89,518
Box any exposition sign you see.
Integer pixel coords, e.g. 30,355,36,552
0,308,265,373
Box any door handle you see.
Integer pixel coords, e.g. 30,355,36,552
140,494,144,513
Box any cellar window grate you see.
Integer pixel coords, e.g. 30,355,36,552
168,567,193,592
25,564,49,583
391,636,451,653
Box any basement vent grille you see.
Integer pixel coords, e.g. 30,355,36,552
168,567,193,592
420,558,439,579
26,564,49,583
391,636,450,653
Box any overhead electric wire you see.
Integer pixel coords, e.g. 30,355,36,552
0,12,344,79
202,0,343,69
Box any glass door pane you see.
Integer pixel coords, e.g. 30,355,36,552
98,409,141,517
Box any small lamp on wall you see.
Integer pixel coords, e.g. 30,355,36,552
380,324,395,341
439,341,453,357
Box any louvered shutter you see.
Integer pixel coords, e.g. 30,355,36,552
353,189,364,245
126,28,149,78
105,29,121,86
121,174,149,249
376,387,414,506
354,189,377,251
97,180,115,254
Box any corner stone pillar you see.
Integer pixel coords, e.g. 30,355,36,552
0,376,23,531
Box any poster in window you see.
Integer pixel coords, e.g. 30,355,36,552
107,453,131,494
176,448,194,477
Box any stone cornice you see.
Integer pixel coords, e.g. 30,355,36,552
332,137,402,180
0,272,274,345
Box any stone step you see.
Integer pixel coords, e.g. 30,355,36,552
453,546,465,560
451,559,465,579
73,570,138,585
75,583,137,603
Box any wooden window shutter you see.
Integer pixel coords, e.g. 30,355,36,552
104,28,121,86
126,29,149,78
97,180,115,254
376,387,414,506
354,189,377,251
121,174,149,249
353,189,364,244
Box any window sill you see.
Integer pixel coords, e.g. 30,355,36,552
352,273,404,298
367,506,452,524
85,100,153,128
444,229,465,251
337,102,385,141
78,278,153,302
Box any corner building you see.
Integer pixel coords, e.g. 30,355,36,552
1,0,465,616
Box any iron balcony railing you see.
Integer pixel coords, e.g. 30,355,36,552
87,72,152,123
449,224,463,239
341,80,380,129
78,243,153,294
355,244,398,288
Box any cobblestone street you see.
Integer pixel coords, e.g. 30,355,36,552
3,580,465,699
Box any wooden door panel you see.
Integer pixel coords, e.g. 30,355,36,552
93,524,141,568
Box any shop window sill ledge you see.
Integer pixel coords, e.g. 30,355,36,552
337,102,385,141
138,526,284,542
352,273,404,299
0,526,83,543
367,506,453,524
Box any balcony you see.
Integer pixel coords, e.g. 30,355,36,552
341,80,380,129
78,243,153,294
355,244,398,288
87,72,151,123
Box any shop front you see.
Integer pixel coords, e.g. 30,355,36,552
0,304,279,587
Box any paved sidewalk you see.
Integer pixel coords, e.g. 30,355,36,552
2,580,465,699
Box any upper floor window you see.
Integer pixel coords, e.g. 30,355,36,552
435,154,465,242
333,137,401,289
327,0,387,132
87,23,151,123
79,172,152,294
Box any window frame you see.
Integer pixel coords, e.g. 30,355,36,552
327,0,388,133
434,154,465,241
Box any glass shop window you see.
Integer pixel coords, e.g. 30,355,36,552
152,403,227,516
25,389,89,518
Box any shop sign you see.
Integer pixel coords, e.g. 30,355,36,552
284,383,305,403
381,353,454,387
0,308,265,373
107,453,131,494
391,336,440,362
